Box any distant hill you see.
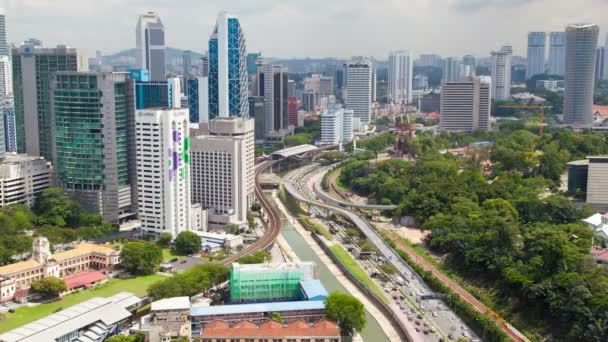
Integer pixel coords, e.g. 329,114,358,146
103,47,204,68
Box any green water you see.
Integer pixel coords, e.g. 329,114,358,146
278,213,391,342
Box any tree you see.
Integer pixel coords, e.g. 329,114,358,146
33,188,81,227
250,202,262,212
147,263,229,299
105,333,145,342
157,233,173,247
174,231,202,255
271,312,283,322
30,277,67,298
325,292,366,337
237,251,271,264
120,241,162,275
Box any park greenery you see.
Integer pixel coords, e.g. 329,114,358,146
30,276,67,298
147,263,229,300
236,250,271,264
105,333,145,342
325,292,366,337
173,231,202,255
120,241,163,275
339,127,608,340
0,188,117,266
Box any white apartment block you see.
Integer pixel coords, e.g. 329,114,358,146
135,108,191,239
440,76,491,133
0,153,50,208
0,55,11,97
190,117,254,230
490,45,512,100
168,77,181,109
321,105,353,144
388,51,413,104
346,57,373,125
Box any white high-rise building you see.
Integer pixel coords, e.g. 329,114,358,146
490,45,512,100
320,105,354,145
345,57,373,126
0,8,8,56
0,56,11,97
135,108,191,238
388,51,413,104
527,32,547,79
440,76,491,133
443,57,461,82
136,12,165,81
190,117,254,230
0,154,51,207
563,24,599,127
548,32,565,76
168,77,181,109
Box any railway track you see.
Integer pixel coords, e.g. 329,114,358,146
222,160,280,265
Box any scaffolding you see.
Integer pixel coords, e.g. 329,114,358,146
230,262,315,303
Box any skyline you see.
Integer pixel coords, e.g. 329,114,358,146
3,0,608,59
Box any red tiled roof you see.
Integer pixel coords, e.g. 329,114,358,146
592,248,608,261
64,271,107,289
593,105,608,117
201,319,340,338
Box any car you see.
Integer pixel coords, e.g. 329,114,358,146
170,257,178,262
417,314,422,319
180,259,188,264
415,327,421,332
432,311,438,317
407,315,413,321
415,320,421,325
8,308,15,313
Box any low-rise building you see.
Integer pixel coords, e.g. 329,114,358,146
194,231,244,251
146,297,191,342
0,153,51,208
199,319,340,342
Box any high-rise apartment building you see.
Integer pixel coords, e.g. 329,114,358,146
135,12,165,81
490,45,512,100
187,77,209,123
345,57,373,126
258,64,289,134
321,104,353,144
0,8,7,56
168,77,181,109
3,97,15,152
443,57,461,82
527,32,547,79
12,44,88,159
388,51,413,104
0,56,11,97
440,76,491,133
50,72,136,224
208,12,249,119
288,97,298,127
190,118,254,229
548,32,565,76
563,24,599,127
136,108,191,238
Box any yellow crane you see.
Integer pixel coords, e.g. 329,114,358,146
498,103,545,137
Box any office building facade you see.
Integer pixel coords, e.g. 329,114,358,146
443,57,461,82
320,105,353,144
12,44,87,159
388,51,413,104
0,8,7,56
136,108,191,238
490,45,512,100
563,24,599,126
0,154,50,208
462,55,476,77
596,47,605,82
527,32,547,79
440,76,491,133
0,55,11,97
3,97,15,152
187,77,209,123
190,118,254,229
248,96,265,144
50,72,136,224
345,57,373,125
548,32,565,76
135,12,165,81
208,12,249,119
258,64,289,134
288,97,298,127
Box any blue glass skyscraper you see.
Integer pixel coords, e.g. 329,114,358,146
208,12,249,119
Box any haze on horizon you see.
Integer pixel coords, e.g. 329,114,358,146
3,0,608,59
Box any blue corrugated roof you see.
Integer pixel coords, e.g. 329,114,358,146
190,300,325,316
299,280,328,300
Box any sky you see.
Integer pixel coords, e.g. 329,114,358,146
3,0,608,59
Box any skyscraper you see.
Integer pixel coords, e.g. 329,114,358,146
462,55,476,77
12,43,88,159
2,97,15,152
136,108,191,238
526,32,547,79
388,51,413,104
50,72,136,224
0,55,11,96
596,47,605,83
258,64,289,135
0,8,8,56
346,57,372,126
321,105,354,144
604,34,608,80
443,57,461,82
187,77,209,123
200,53,209,77
191,117,254,230
136,12,166,81
548,32,565,76
440,76,491,133
208,12,249,119
183,50,192,77
563,24,599,126
490,45,512,100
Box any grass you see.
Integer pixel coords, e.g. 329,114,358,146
329,244,389,304
161,248,186,262
299,215,334,241
0,274,167,333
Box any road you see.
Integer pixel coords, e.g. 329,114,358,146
283,164,479,342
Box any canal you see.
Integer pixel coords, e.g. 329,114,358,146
271,196,391,342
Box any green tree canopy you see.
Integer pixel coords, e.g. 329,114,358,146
120,241,162,275
325,292,366,337
174,231,202,255
31,276,67,297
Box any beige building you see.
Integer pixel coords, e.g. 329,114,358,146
0,237,119,302
0,153,51,208
147,297,191,342
587,156,608,209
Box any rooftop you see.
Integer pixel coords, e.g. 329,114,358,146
299,280,328,300
190,300,325,317
151,296,191,312
271,144,318,158
200,319,339,338
63,271,107,290
51,243,118,262
567,159,589,166
231,261,314,273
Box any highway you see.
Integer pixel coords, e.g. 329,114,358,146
283,164,480,341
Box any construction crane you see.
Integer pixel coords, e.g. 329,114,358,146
498,103,545,137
